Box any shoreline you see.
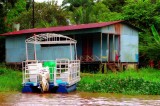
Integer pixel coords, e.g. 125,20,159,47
1,66,160,95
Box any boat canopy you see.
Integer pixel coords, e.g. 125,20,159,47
25,33,77,44
25,33,77,60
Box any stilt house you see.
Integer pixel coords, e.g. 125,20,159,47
0,20,139,71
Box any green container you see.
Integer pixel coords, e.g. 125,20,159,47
43,61,56,80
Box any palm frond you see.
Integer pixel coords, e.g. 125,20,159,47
151,25,160,44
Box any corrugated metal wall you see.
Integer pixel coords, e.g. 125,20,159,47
6,36,26,62
6,36,75,63
101,25,115,33
120,24,139,62
102,35,108,61
109,35,119,61
36,45,75,60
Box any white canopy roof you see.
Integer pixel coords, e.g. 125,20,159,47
25,33,77,44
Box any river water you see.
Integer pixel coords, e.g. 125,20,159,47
0,91,160,106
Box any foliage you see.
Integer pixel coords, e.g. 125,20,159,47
0,3,6,62
63,0,123,24
5,0,26,31
14,1,68,29
62,0,94,11
89,2,123,22
78,68,160,95
151,25,160,45
122,0,160,31
139,25,160,61
102,0,125,12
0,2,7,34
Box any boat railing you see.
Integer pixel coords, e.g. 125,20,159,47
55,59,80,86
22,59,80,86
22,60,41,85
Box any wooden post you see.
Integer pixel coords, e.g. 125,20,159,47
107,34,109,62
75,43,77,60
101,33,102,62
103,63,107,73
99,63,102,73
113,34,115,62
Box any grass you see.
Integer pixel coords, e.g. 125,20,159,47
78,67,160,95
108,67,160,82
0,64,22,92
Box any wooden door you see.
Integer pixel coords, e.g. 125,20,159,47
82,37,92,61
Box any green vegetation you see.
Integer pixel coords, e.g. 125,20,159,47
0,64,22,92
78,68,160,95
1,65,160,95
4,0,69,31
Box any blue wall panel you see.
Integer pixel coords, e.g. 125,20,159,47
102,35,108,61
6,36,26,62
120,24,139,62
6,35,75,63
101,25,115,33
37,45,75,60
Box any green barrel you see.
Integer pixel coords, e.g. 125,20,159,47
43,61,56,81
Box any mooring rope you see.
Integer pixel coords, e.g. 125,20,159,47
39,68,50,92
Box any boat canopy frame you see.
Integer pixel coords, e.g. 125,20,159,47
25,33,77,60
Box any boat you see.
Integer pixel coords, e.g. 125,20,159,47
22,33,80,93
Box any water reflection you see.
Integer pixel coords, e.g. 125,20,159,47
0,91,160,106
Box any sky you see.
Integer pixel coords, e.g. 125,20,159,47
35,0,63,5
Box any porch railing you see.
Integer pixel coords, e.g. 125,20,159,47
78,55,103,62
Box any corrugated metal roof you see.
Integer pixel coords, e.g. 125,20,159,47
0,20,123,36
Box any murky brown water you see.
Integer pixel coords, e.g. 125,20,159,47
1,91,160,106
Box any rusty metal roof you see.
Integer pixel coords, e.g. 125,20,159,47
0,20,123,36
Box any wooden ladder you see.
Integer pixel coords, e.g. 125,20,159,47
107,63,120,72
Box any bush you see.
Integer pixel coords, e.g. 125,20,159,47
78,68,160,95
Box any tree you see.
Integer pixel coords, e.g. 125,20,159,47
0,2,6,34
63,0,123,24
139,25,160,67
0,0,17,7
62,0,95,24
6,0,26,31
122,0,160,31
89,2,123,22
14,1,69,29
0,2,6,62
102,0,125,12
62,0,94,11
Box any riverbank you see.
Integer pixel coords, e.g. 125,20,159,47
0,65,22,92
77,68,160,95
1,65,160,95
